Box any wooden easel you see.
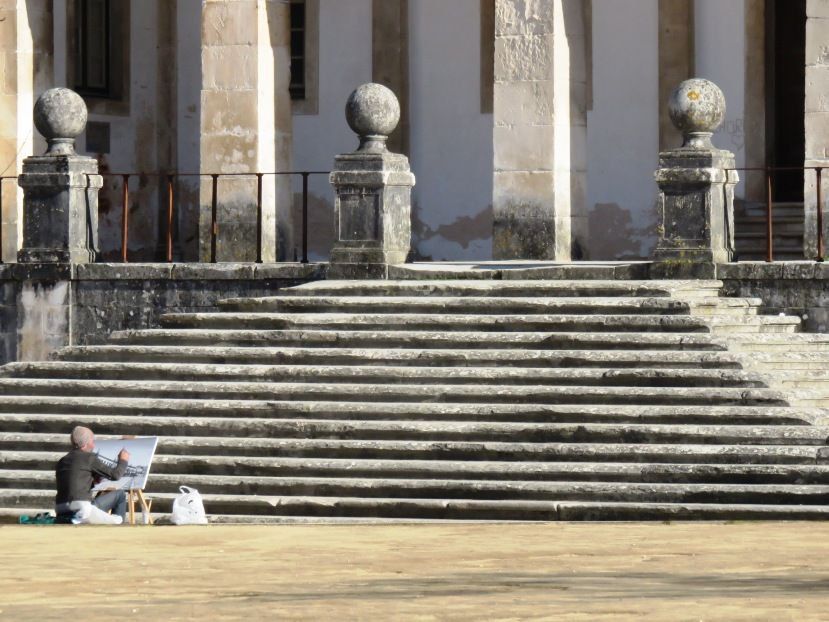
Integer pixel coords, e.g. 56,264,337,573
127,489,153,525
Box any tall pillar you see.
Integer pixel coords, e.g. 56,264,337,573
805,0,829,259
198,0,292,262
492,0,587,261
0,0,53,263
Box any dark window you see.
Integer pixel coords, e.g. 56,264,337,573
290,0,306,100
75,0,113,97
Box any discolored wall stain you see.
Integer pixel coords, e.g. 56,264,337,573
412,204,493,260
588,202,657,260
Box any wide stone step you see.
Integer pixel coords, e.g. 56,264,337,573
3,489,829,521
54,346,739,367
0,400,813,425
217,295,695,315
8,469,829,505
106,329,726,351
8,452,829,484
158,312,714,333
0,418,820,444
0,433,822,462
281,279,724,299
0,378,787,405
0,362,767,388
701,316,800,334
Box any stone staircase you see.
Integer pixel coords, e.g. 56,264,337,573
2,278,829,522
734,201,805,260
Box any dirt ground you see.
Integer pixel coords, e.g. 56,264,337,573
1,522,828,621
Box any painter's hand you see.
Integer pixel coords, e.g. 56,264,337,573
118,449,130,462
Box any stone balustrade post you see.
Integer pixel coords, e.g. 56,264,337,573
17,88,102,264
652,79,739,279
328,84,416,280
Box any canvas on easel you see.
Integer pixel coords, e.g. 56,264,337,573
92,437,159,524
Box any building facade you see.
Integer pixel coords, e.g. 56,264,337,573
0,0,823,264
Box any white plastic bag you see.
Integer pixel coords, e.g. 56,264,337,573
170,486,208,525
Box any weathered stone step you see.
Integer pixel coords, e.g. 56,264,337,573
700,316,800,334
0,378,787,405
0,417,820,444
54,346,738,367
106,329,726,351
2,489,829,521
0,433,822,462
282,279,724,299
158,312,714,333
7,469,829,505
8,452,829,484
217,295,696,315
0,362,767,388
685,297,761,317
723,334,829,353
0,400,812,425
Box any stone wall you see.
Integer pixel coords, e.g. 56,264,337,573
0,263,323,364
719,263,829,333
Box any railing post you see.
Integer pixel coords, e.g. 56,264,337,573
121,174,130,263
166,175,174,263
256,173,263,264
766,169,774,263
817,168,824,262
210,174,219,263
302,172,309,264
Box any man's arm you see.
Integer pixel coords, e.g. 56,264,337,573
91,449,130,482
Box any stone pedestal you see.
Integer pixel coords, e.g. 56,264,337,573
652,79,738,279
328,83,415,279
18,88,101,264
329,152,415,278
17,156,102,263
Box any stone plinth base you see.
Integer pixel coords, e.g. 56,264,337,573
653,148,738,267
329,150,415,280
17,155,102,264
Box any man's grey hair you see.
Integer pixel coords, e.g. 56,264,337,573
70,426,94,449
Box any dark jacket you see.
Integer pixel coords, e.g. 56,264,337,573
55,449,128,505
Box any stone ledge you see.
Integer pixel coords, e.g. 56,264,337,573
0,262,326,282
717,262,829,280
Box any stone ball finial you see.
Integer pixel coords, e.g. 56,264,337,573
668,78,726,150
33,88,88,156
345,83,401,153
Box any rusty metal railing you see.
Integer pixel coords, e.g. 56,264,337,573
101,170,329,264
727,166,826,263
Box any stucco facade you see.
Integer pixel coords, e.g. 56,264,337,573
0,0,823,263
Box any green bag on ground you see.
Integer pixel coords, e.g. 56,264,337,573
18,512,56,525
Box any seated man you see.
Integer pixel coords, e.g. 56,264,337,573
55,426,131,525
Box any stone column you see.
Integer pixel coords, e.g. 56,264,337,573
804,0,829,259
198,0,292,262
0,0,54,262
492,0,588,261
18,89,102,264
652,79,738,278
328,84,415,279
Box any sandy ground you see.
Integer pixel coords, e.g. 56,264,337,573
1,522,828,621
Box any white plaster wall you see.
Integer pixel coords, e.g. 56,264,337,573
291,0,372,261
695,0,746,196
408,0,493,261
587,0,659,259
